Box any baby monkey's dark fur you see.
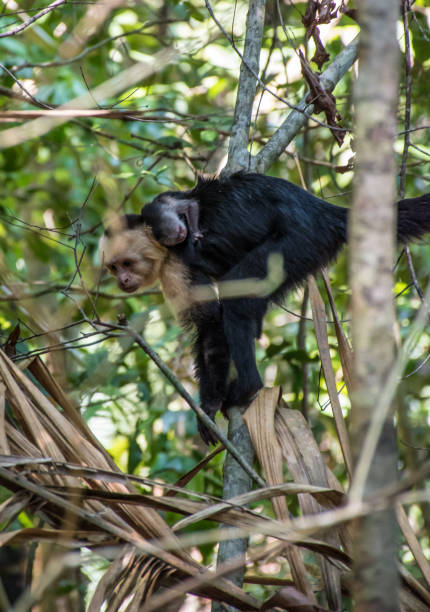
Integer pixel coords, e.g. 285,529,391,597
140,195,203,246
103,173,430,444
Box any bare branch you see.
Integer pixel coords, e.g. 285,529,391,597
0,46,178,149
0,63,52,109
0,0,67,39
252,35,359,173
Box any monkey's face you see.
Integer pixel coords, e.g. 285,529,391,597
99,225,167,293
106,256,145,293
157,214,188,246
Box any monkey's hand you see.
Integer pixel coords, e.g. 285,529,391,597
192,230,204,243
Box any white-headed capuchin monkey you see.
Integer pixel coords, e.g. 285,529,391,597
99,213,191,311
140,195,203,246
100,172,430,444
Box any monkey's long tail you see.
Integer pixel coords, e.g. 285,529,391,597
397,193,430,243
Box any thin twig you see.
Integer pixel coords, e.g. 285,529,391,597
13,22,178,71
0,63,52,109
0,0,67,38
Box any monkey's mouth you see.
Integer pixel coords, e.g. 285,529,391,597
120,283,140,293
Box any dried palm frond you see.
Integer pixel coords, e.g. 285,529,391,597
0,351,258,611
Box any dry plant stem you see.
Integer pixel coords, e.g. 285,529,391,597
297,286,310,420
349,1,400,610
308,276,352,477
223,0,266,174
212,407,254,612
396,505,430,588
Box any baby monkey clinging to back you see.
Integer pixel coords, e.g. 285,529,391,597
140,194,203,246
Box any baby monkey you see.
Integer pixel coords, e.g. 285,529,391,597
141,195,203,246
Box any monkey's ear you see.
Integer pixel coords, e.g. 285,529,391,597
151,227,163,241
140,203,155,222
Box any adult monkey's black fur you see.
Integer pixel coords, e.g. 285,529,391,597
103,173,430,444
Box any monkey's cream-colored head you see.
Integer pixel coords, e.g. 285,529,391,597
99,215,168,293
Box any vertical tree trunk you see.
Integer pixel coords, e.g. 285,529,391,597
212,408,254,612
349,2,400,611
213,1,266,606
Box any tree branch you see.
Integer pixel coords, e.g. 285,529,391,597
212,407,254,612
0,0,67,39
222,0,266,174
252,35,359,173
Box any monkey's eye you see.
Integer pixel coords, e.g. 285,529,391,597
123,260,132,268
108,263,117,273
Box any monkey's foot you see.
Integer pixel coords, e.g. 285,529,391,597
221,385,262,417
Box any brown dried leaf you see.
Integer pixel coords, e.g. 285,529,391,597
173,483,344,532
312,33,330,70
275,405,343,608
0,350,258,611
300,51,346,145
0,527,103,547
302,0,318,34
89,547,136,612
262,585,330,611
302,1,338,69
243,388,316,603
4,323,20,358
339,0,358,22
28,356,113,464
